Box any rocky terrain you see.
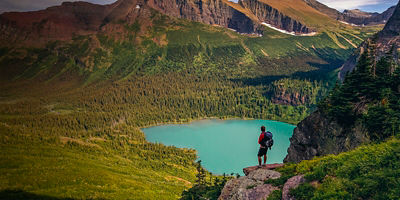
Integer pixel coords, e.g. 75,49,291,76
218,164,304,200
304,0,395,26
284,111,369,163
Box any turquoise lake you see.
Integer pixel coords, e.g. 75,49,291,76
142,119,295,175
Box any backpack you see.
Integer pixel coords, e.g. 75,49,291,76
262,131,274,149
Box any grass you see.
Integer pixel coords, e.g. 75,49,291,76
0,131,197,199
274,137,400,199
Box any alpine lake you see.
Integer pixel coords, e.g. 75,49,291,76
142,119,295,175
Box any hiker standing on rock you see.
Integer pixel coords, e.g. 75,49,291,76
257,125,273,167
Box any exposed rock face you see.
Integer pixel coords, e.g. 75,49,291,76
0,0,316,46
240,0,310,33
304,0,395,26
271,91,309,106
218,168,281,200
148,0,261,34
284,111,369,163
339,2,400,81
282,175,305,200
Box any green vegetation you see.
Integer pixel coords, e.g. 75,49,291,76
180,161,231,200
319,40,400,141
270,137,400,199
0,9,383,199
265,39,400,200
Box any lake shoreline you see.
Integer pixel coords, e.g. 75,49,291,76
139,116,297,129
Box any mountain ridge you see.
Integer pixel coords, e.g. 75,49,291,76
304,0,396,26
1,0,350,47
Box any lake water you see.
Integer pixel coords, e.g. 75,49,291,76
142,119,295,175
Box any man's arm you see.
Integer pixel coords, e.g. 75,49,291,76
258,134,264,145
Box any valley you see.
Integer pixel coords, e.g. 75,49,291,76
0,0,399,199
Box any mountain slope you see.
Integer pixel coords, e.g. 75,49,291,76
1,0,372,48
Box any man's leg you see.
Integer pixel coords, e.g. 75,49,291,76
263,154,267,165
258,156,262,166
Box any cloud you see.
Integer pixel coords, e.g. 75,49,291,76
0,0,117,14
318,0,396,11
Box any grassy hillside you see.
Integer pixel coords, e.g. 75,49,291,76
0,8,383,199
267,137,400,200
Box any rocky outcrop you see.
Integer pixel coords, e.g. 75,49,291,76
304,0,395,26
219,165,310,200
219,167,281,200
240,0,310,34
271,91,309,106
243,163,284,176
148,0,261,34
284,111,369,163
282,175,305,200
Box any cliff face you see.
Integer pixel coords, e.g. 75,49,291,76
240,0,310,33
147,0,260,34
284,111,369,163
0,0,317,46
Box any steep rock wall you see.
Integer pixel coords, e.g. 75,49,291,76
284,111,369,163
241,0,310,33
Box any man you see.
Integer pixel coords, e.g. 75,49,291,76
257,126,271,166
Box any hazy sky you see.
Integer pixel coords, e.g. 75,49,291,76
0,0,116,14
0,0,398,14
319,0,398,12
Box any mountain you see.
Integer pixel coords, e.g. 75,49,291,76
285,1,400,163
305,0,395,26
0,0,332,47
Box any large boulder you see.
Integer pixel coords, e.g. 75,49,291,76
243,164,285,176
282,175,305,200
218,168,281,200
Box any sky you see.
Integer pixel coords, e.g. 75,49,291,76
318,0,398,12
0,0,398,14
0,0,116,14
